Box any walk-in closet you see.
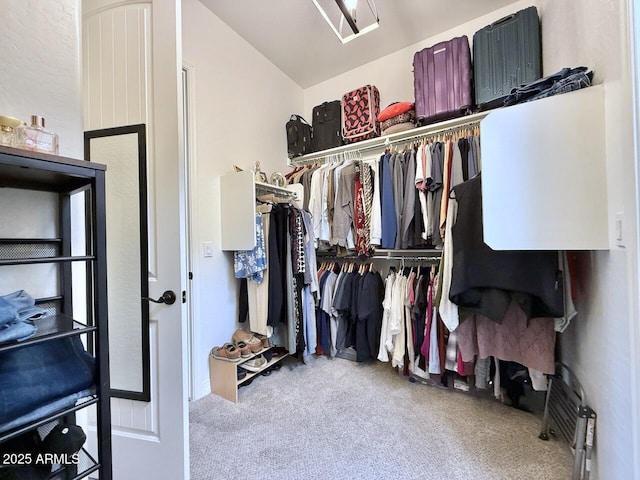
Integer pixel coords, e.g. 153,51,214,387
2,0,640,479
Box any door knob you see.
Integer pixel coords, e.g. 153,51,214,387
143,290,177,305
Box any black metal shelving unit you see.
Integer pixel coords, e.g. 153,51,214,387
0,145,112,479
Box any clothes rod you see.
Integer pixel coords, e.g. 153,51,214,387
288,111,488,166
373,249,442,257
316,255,441,263
388,256,441,262
315,249,442,261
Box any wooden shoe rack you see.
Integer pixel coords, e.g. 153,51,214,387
208,345,288,403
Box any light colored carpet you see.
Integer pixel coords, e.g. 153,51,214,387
189,356,572,480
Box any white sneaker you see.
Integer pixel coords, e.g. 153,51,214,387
242,355,267,372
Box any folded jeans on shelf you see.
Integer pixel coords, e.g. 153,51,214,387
0,320,37,344
0,290,46,327
0,336,96,425
503,66,592,106
0,388,94,434
0,297,18,327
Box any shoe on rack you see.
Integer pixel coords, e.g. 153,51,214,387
242,354,267,372
232,328,253,343
270,346,288,357
232,329,263,353
239,376,254,388
237,367,247,381
211,343,241,361
235,341,252,358
254,333,270,349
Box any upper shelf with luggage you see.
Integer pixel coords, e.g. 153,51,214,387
286,6,594,161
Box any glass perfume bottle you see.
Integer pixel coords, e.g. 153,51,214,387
0,115,20,147
14,115,59,154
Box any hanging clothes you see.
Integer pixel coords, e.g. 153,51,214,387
428,142,444,248
400,149,416,249
380,152,397,249
354,268,384,361
233,212,267,282
377,270,396,362
369,157,382,246
392,152,405,249
267,204,288,327
449,175,564,323
455,302,556,374
288,130,482,256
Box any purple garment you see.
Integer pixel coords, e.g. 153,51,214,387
456,301,556,374
420,276,434,359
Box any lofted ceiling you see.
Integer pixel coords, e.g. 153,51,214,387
199,0,520,88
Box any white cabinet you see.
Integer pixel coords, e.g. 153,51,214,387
220,170,301,251
220,171,257,251
481,85,608,250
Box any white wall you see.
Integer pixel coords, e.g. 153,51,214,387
303,1,638,478
182,0,303,399
0,2,83,295
304,2,531,120
544,1,638,479
0,0,83,158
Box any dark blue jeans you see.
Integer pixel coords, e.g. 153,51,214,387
503,66,592,106
0,336,95,427
0,290,45,327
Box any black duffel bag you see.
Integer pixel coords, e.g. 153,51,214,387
286,114,312,159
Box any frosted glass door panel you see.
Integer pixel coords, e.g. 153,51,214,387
86,125,150,400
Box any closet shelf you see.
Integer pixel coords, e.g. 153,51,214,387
316,249,442,260
373,249,442,258
0,314,96,353
0,238,62,244
289,111,488,165
237,352,288,386
0,146,105,193
0,146,111,479
255,180,298,198
0,255,95,266
50,447,99,480
0,395,98,444
209,344,289,403
35,295,64,305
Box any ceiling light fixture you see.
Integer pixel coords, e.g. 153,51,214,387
311,0,380,44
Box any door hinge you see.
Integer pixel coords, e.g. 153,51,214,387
182,291,187,303
188,272,193,280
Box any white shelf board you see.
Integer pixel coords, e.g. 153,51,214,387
289,111,488,165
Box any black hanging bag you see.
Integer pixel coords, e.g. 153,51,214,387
286,114,312,159
312,100,343,152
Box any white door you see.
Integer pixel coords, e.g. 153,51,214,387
82,1,188,478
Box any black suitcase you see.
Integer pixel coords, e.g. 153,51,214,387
473,6,541,109
312,100,343,152
286,114,312,159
